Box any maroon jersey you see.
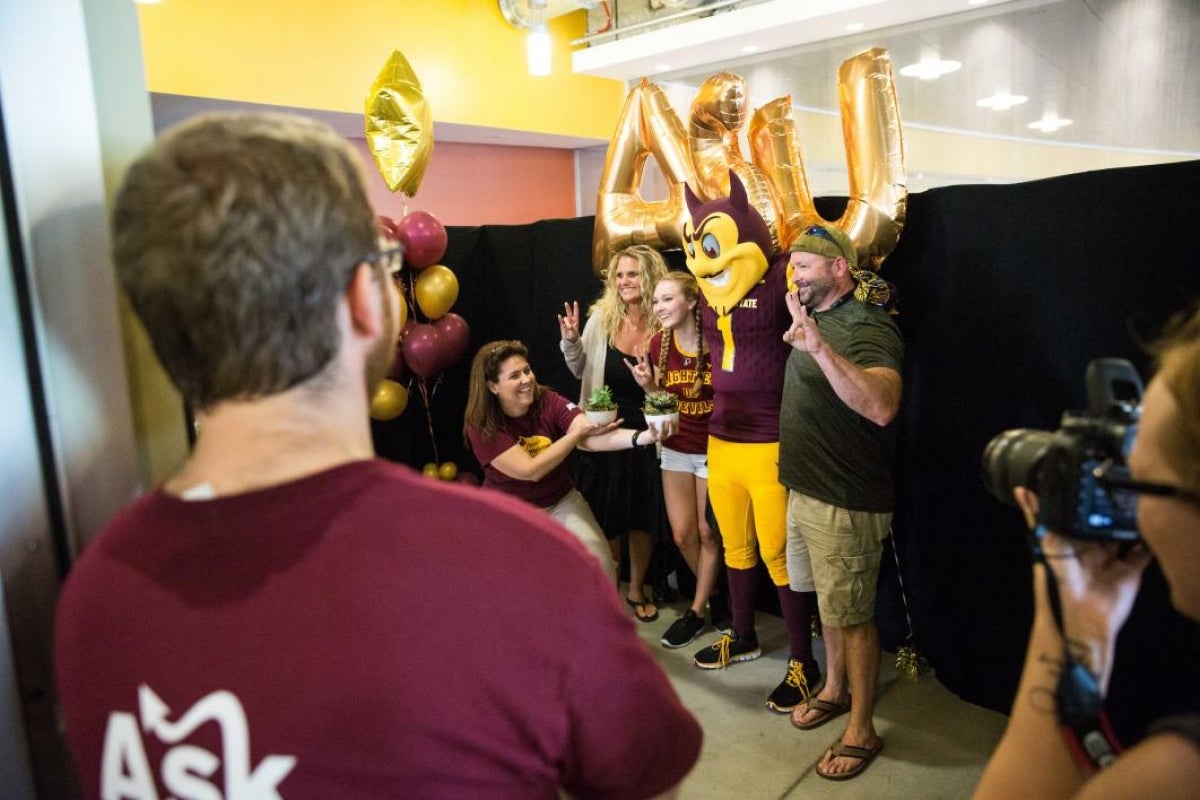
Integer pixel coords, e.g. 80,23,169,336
702,260,791,442
649,330,712,454
55,460,701,799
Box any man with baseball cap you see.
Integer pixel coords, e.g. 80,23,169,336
778,224,904,781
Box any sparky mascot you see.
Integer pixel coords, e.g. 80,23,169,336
684,172,821,713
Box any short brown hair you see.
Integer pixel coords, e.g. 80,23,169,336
112,112,377,409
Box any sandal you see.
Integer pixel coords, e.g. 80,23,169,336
625,595,659,623
815,736,884,781
791,696,850,730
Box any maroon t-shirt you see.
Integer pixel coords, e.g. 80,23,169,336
55,460,701,799
466,389,580,507
649,330,712,455
703,260,792,442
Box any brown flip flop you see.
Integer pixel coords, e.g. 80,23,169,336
815,736,884,781
791,696,850,730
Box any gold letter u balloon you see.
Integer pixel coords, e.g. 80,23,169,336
593,48,907,274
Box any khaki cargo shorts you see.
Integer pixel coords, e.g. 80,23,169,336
785,490,891,628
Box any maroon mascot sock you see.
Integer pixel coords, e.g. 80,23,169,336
777,586,817,665
726,566,759,641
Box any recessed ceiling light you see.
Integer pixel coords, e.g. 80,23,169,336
846,23,865,32
1029,114,1073,132
977,91,1029,111
742,45,760,54
655,63,671,73
899,59,961,80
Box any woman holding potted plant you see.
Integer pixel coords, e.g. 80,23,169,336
559,245,668,622
627,271,721,648
464,340,665,582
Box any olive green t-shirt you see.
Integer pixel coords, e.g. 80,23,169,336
778,299,904,512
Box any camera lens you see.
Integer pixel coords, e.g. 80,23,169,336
981,428,1059,505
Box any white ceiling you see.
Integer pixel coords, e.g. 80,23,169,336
571,0,1200,155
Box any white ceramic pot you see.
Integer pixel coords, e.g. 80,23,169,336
585,408,618,425
644,411,679,437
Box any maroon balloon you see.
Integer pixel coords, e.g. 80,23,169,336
395,210,447,269
455,472,480,487
386,347,409,383
432,313,470,367
401,323,446,378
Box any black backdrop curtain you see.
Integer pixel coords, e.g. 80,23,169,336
373,160,1200,742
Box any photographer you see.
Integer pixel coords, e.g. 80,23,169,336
974,307,1200,799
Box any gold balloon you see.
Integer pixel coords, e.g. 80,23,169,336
365,50,433,196
591,49,907,286
437,461,458,481
687,73,782,253
749,96,819,250
414,264,458,320
369,378,408,421
592,78,695,273
832,47,907,272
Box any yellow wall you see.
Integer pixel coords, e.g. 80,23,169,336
136,0,625,140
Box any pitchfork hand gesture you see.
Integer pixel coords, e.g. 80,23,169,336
624,349,655,390
557,301,581,344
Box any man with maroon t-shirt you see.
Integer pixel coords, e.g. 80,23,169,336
54,112,701,799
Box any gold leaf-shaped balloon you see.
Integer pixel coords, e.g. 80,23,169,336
365,50,433,196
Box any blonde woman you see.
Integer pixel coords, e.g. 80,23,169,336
559,245,668,621
627,271,722,647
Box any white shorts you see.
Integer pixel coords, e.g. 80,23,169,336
659,446,707,478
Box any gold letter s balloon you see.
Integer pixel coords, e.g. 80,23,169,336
365,50,433,197
370,378,409,421
414,265,459,320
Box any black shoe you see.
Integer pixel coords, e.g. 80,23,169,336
765,659,822,713
661,609,706,649
693,632,761,670
708,594,732,636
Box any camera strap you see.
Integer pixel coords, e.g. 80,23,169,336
1032,529,1125,773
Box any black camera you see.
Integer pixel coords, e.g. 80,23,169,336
982,358,1144,541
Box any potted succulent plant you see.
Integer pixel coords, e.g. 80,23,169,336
642,389,679,435
584,385,618,425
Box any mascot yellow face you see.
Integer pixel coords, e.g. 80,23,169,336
683,172,775,316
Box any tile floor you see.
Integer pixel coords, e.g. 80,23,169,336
633,597,1009,799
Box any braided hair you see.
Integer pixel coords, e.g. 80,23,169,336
653,271,707,396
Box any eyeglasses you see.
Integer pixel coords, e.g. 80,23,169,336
1093,458,1200,505
362,245,405,278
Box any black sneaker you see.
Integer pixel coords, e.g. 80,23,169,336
693,632,761,670
708,594,732,635
765,659,822,713
661,610,706,649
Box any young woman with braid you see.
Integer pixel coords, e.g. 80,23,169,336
627,272,723,648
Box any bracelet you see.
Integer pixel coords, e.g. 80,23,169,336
631,430,642,449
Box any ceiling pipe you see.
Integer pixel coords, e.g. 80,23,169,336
572,0,736,45
500,0,602,29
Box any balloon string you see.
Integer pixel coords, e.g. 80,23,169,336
416,377,439,464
